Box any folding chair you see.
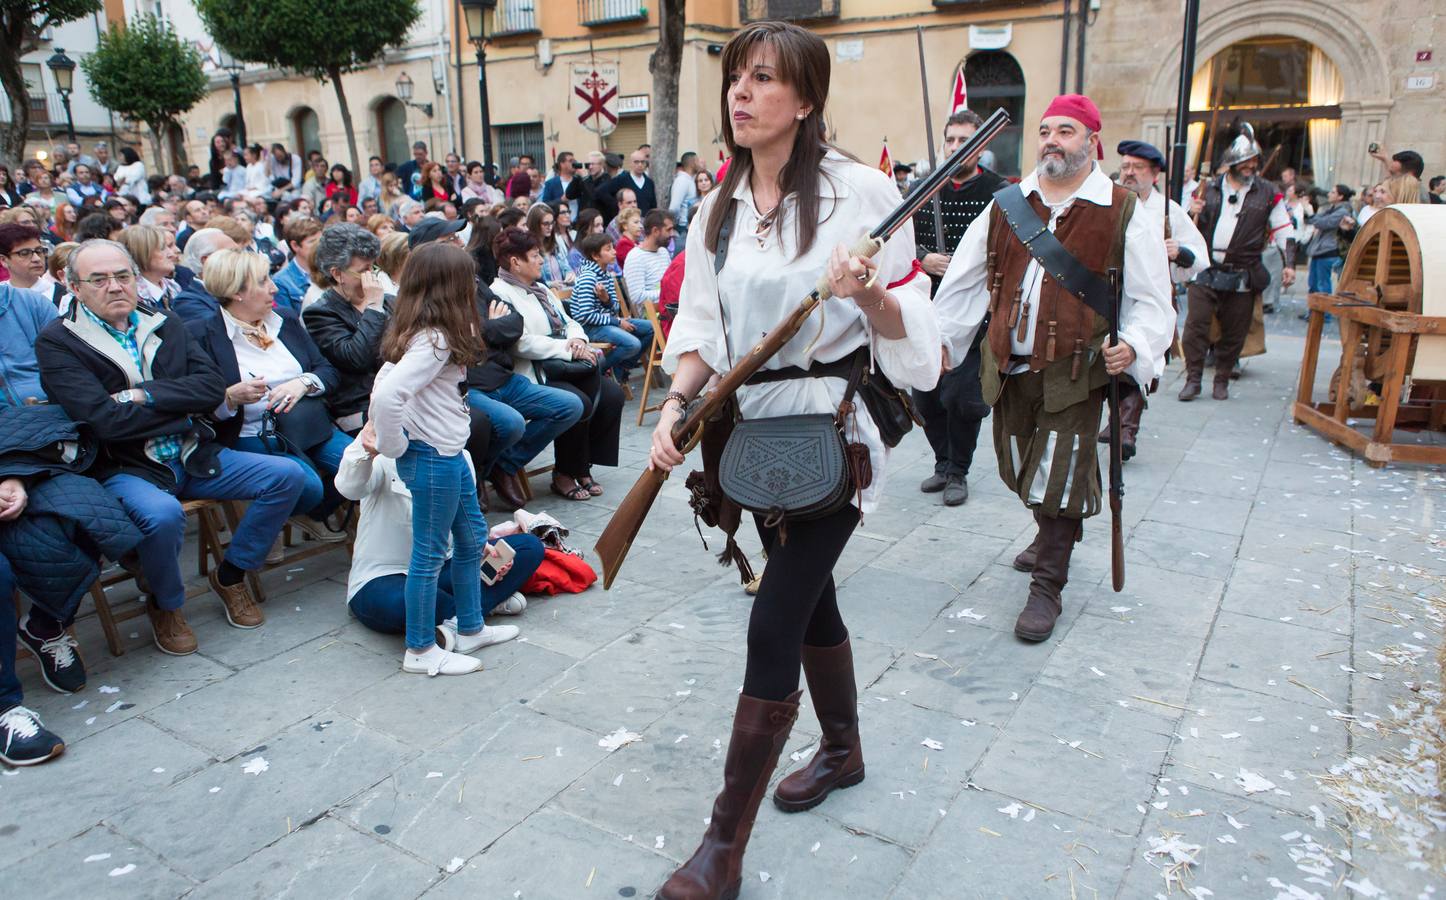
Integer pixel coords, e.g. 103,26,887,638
636,299,671,425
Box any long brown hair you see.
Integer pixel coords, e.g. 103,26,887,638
704,21,838,259
380,242,485,367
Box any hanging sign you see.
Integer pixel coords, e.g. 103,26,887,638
572,63,620,136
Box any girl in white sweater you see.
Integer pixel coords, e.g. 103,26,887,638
369,242,513,676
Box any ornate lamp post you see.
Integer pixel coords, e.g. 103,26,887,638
460,0,497,176
395,72,433,118
46,48,77,143
216,47,247,148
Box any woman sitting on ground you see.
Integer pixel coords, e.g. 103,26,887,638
490,227,623,502
336,420,544,649
185,249,352,544
301,224,388,435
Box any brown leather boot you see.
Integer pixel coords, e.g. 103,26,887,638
1012,510,1043,572
774,640,863,812
1013,515,1079,643
1177,374,1202,401
1117,389,1145,461
489,469,528,510
658,690,801,900
1212,375,1230,400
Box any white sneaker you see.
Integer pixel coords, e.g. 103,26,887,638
437,619,520,654
401,645,482,676
288,515,349,544
493,593,527,616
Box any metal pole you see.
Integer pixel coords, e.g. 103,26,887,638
1059,0,1071,95
477,44,493,174
230,73,247,149
1169,0,1200,206
1073,0,1087,93
60,92,76,143
915,26,945,249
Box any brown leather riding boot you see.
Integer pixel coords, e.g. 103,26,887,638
774,640,863,812
1117,389,1145,461
658,690,802,900
1012,510,1043,572
1013,515,1079,643
1178,372,1202,401
489,469,527,509
1212,374,1230,400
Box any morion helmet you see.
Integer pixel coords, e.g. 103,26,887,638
1220,122,1262,168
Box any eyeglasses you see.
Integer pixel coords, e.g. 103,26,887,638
76,271,137,288
6,246,49,260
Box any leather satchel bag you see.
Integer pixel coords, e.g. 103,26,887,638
258,395,334,456
718,413,854,527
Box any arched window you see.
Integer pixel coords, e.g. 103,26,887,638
375,97,409,165
1189,37,1341,185
291,106,321,157
963,51,1025,178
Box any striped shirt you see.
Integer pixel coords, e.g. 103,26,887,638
80,303,182,463
567,259,621,326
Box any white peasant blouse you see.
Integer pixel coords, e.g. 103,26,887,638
663,150,940,514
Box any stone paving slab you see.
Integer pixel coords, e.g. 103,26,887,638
2,316,1443,898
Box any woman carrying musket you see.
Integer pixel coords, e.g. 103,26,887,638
648,21,941,900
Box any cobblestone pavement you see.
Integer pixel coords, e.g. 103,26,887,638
3,312,1443,899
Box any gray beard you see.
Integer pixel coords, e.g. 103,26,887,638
1038,144,1091,181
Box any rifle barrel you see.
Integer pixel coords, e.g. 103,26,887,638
874,108,1009,241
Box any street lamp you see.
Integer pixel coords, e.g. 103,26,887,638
394,72,433,118
46,48,77,143
460,0,497,176
216,46,247,148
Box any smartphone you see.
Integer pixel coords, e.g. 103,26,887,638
1368,142,1380,153
480,539,517,586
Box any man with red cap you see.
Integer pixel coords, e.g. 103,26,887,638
933,94,1173,642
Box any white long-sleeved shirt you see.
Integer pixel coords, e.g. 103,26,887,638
933,163,1174,386
663,150,940,515
243,161,271,197
369,329,470,458
1137,188,1208,284
622,244,670,305
1207,175,1293,263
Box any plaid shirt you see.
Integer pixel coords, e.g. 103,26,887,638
80,304,183,463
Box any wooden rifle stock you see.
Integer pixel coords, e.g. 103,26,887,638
1106,268,1126,593
594,109,1011,589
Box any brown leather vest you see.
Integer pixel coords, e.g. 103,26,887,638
1194,175,1279,291
984,184,1134,376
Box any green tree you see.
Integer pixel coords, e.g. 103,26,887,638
195,0,423,178
81,14,208,174
0,0,103,166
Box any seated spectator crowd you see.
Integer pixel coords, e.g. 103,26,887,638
0,137,702,767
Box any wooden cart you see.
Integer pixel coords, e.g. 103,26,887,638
1293,205,1446,467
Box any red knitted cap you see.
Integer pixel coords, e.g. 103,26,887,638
1042,94,1104,159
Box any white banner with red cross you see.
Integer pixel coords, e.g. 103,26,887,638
572,63,620,136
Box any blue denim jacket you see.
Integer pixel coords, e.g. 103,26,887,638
0,284,58,405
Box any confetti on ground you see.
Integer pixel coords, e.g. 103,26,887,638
98,685,119,694
598,728,643,752
654,835,666,850
1233,768,1275,794
810,841,820,853
83,853,111,863
953,608,986,620
241,757,270,776
997,802,1022,818
1089,666,1107,677
445,858,465,874
426,771,443,779
921,738,944,751
108,864,136,877
759,872,771,883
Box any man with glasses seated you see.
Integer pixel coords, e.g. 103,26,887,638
34,241,307,655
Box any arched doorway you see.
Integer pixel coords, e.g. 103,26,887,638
1185,36,1342,188
963,51,1025,177
375,97,409,165
291,106,321,157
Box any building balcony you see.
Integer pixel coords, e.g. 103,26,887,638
740,0,839,22
494,0,540,36
0,91,63,127
578,0,647,27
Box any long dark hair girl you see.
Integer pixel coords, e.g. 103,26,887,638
703,20,843,259
380,242,485,367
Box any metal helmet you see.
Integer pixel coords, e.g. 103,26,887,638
1220,122,1262,168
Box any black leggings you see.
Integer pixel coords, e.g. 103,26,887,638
741,505,858,701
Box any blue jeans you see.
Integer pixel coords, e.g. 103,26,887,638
394,441,487,650
347,534,545,635
104,450,307,610
1308,255,1337,295
0,552,19,709
234,427,352,518
468,374,584,475
585,319,653,377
